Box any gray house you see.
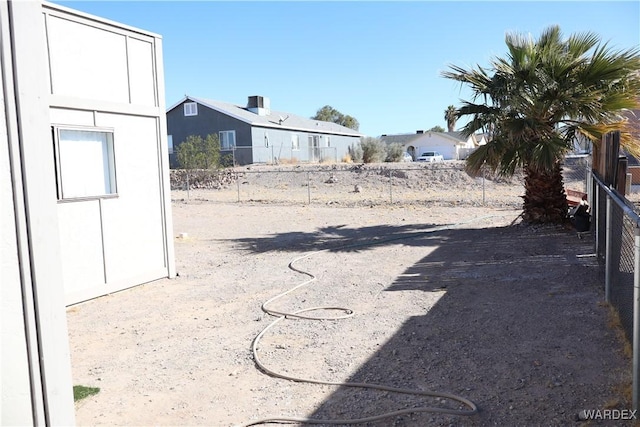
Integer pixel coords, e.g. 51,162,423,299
167,95,362,166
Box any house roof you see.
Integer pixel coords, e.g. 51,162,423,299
379,133,424,145
167,96,362,137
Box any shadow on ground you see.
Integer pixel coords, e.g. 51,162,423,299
241,223,629,426
231,222,458,254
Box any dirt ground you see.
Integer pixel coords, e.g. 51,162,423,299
67,164,632,426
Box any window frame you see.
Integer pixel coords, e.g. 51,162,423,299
167,134,174,155
219,130,236,150
52,125,118,202
184,102,198,116
291,134,300,151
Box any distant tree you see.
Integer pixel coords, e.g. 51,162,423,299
312,105,360,131
341,115,360,131
445,105,457,132
428,125,445,133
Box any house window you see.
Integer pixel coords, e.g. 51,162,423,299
168,134,174,154
292,134,300,151
53,127,117,200
184,102,198,116
326,136,331,147
219,130,236,150
308,135,320,161
264,131,269,147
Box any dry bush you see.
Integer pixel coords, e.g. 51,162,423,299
360,137,385,163
385,142,405,162
278,157,299,165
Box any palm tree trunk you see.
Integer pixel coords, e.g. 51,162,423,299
522,162,568,224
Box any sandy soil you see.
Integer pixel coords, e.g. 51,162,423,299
67,163,632,426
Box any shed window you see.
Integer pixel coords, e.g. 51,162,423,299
292,134,300,151
53,127,117,200
184,102,198,116
219,130,236,149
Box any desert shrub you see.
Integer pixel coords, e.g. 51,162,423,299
278,157,299,165
320,155,335,164
176,134,221,170
360,137,386,163
385,142,404,162
219,152,235,168
348,143,363,163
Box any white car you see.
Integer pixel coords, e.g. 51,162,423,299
416,151,444,162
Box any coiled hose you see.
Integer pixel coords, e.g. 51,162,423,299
239,216,506,426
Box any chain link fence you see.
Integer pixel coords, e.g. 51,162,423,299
562,155,591,193
171,162,528,207
591,172,640,410
171,155,596,207
171,155,594,208
218,146,340,167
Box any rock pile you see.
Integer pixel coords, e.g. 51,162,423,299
170,169,240,190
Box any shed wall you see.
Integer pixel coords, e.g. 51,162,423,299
44,3,175,305
2,1,75,424
1,41,34,427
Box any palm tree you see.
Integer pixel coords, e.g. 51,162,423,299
445,105,457,132
442,26,640,224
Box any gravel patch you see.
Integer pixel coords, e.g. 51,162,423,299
68,164,632,426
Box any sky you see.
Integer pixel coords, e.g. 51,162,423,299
54,1,640,138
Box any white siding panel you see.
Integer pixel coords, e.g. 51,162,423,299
57,201,105,294
97,114,165,283
0,62,33,426
49,107,94,127
127,37,156,107
47,15,129,103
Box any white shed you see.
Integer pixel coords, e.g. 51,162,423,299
2,2,175,424
43,2,176,304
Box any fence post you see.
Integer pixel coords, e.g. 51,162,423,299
186,170,190,201
482,168,485,205
307,171,311,205
594,177,599,255
389,169,393,203
605,195,612,303
634,226,640,412
236,172,240,202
